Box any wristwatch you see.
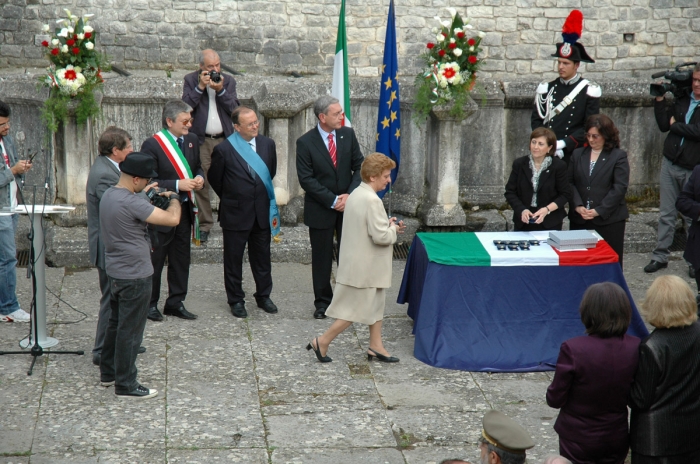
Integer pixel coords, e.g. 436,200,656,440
169,193,181,203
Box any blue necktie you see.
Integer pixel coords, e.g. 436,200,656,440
177,137,184,152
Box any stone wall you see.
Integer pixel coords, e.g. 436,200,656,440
0,71,664,226
1,0,699,80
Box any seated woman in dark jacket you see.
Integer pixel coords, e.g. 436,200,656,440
629,275,700,464
505,127,572,231
569,114,630,267
547,282,640,464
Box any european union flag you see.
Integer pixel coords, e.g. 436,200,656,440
375,0,400,199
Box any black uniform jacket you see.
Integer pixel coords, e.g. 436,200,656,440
531,76,601,158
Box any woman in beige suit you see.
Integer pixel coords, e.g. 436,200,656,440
306,153,406,363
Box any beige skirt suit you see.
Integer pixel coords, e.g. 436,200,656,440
326,182,398,325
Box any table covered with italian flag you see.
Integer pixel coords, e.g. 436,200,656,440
397,231,649,372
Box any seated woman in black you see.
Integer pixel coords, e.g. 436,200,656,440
505,127,572,231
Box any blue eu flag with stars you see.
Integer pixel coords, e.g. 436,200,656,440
375,0,400,199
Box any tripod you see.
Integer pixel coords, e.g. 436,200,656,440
0,155,83,375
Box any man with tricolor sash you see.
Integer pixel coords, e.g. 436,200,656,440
141,100,205,322
209,106,280,318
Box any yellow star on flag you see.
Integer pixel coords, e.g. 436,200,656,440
381,64,386,74
395,128,401,139
376,132,380,141
381,116,390,129
387,90,397,108
390,110,397,122
384,77,392,90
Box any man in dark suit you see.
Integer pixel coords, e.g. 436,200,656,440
296,96,364,319
87,127,146,365
209,106,278,318
182,49,239,243
141,100,205,321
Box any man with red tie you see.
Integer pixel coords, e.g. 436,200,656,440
296,96,364,319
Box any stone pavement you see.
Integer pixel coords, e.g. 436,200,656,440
0,251,690,464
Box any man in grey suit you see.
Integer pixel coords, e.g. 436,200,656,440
86,127,145,365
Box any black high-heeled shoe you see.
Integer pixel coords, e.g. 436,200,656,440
306,337,332,363
367,347,399,363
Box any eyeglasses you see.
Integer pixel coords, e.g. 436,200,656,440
178,118,194,125
0,121,9,128
236,120,260,129
585,133,602,140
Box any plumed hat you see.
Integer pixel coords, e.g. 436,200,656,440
551,10,595,63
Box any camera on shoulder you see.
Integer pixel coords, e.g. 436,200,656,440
146,188,171,210
650,62,697,98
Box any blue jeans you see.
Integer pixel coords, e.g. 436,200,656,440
0,214,19,316
100,275,152,393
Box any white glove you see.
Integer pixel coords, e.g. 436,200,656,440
554,149,564,159
556,140,566,150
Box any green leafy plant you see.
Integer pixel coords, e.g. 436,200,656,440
38,9,108,132
413,8,485,122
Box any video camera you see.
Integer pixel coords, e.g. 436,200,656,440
146,188,171,210
650,62,697,98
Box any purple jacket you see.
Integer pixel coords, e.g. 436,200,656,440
182,71,239,146
547,334,640,446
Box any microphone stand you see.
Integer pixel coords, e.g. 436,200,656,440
0,147,83,375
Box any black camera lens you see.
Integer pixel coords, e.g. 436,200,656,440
496,244,506,250
209,71,222,83
507,244,519,250
529,240,540,246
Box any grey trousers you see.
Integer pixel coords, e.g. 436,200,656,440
100,275,152,393
92,266,111,355
193,137,223,233
652,157,693,263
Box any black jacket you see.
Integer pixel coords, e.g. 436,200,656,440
209,135,277,231
504,155,572,230
531,76,601,159
629,322,700,456
182,71,239,146
296,126,363,229
676,165,700,269
568,147,629,226
655,94,700,170
140,132,204,233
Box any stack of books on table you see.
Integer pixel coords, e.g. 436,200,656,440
547,230,598,251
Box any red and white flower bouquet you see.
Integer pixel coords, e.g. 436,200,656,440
413,8,484,121
38,9,107,131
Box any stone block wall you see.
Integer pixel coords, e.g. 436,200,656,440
1,0,699,80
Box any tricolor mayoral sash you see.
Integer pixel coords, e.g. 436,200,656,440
227,132,282,241
152,130,201,246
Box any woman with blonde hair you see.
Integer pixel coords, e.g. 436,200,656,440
306,153,406,363
629,275,700,463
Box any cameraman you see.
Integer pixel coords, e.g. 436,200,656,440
182,49,240,243
645,64,700,275
99,152,181,399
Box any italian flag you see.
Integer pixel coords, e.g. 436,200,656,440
331,0,351,127
418,232,619,267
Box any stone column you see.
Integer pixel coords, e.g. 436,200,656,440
421,98,478,226
256,82,322,207
53,95,102,205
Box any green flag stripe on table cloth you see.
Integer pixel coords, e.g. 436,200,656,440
416,232,491,266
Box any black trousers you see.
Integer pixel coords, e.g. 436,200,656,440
222,221,272,305
308,213,343,310
570,219,626,269
150,202,192,309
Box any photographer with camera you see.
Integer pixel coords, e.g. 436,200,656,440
99,152,181,398
644,63,700,276
182,49,240,244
